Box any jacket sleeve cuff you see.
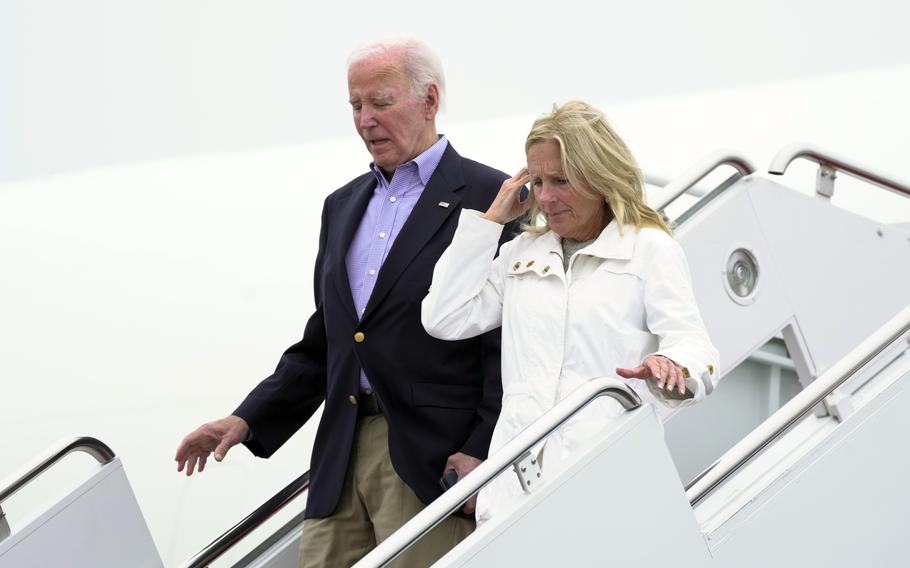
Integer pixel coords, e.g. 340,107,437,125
459,430,491,461
460,208,509,234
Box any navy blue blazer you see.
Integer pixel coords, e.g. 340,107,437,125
234,144,511,518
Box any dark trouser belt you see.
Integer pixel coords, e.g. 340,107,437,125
357,391,382,418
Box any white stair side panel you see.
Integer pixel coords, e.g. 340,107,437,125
674,178,798,376
747,180,910,376
436,407,711,568
707,361,910,567
0,458,162,568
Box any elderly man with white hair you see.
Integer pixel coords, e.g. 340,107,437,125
175,39,512,567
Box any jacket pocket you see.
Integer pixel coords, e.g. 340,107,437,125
411,382,483,409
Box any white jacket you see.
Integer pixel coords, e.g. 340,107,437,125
422,210,719,523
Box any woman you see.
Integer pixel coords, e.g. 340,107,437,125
421,101,718,523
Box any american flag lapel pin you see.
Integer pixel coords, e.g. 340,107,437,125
437,201,450,208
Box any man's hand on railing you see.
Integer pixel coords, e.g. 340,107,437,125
443,452,482,514
175,415,250,476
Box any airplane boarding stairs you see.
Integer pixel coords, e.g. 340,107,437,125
1,143,908,567
371,313,910,567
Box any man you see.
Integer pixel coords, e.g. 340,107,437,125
175,39,512,567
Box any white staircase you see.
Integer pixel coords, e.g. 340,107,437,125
2,143,908,568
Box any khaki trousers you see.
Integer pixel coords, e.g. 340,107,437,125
299,414,474,568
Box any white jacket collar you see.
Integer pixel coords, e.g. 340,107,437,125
522,220,637,261
508,220,637,277
507,231,562,276
581,220,636,261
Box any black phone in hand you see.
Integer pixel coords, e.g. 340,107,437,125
439,469,459,491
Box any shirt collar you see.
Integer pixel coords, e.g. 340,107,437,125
369,135,448,186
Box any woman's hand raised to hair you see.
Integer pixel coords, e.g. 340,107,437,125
483,168,531,225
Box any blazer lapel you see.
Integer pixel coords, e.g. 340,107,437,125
330,175,377,321
361,145,464,321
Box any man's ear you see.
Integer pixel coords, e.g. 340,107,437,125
424,83,440,119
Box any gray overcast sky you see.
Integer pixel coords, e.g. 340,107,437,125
2,0,909,181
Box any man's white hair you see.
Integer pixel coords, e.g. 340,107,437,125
348,39,446,108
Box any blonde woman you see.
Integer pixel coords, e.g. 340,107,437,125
421,101,719,523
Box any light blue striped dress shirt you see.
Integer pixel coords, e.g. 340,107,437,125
345,135,449,392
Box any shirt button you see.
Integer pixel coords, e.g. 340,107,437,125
348,395,358,406
369,269,376,275
379,232,386,238
389,196,397,203
354,331,365,343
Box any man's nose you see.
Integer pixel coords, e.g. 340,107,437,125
357,108,377,129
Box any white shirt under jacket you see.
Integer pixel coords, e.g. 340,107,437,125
421,209,719,524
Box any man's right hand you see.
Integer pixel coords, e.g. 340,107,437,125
175,415,250,476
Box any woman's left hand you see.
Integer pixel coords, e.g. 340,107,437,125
616,355,686,395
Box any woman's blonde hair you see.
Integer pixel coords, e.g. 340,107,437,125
522,100,669,236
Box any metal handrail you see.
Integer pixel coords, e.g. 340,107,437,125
179,470,310,568
653,149,757,212
354,378,642,568
0,436,115,505
0,436,115,540
687,303,910,506
768,142,910,199
645,174,711,199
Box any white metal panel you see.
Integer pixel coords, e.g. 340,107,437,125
747,179,910,375
0,458,161,568
667,175,910,486
674,178,798,375
705,357,910,567
435,407,711,567
666,359,802,483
